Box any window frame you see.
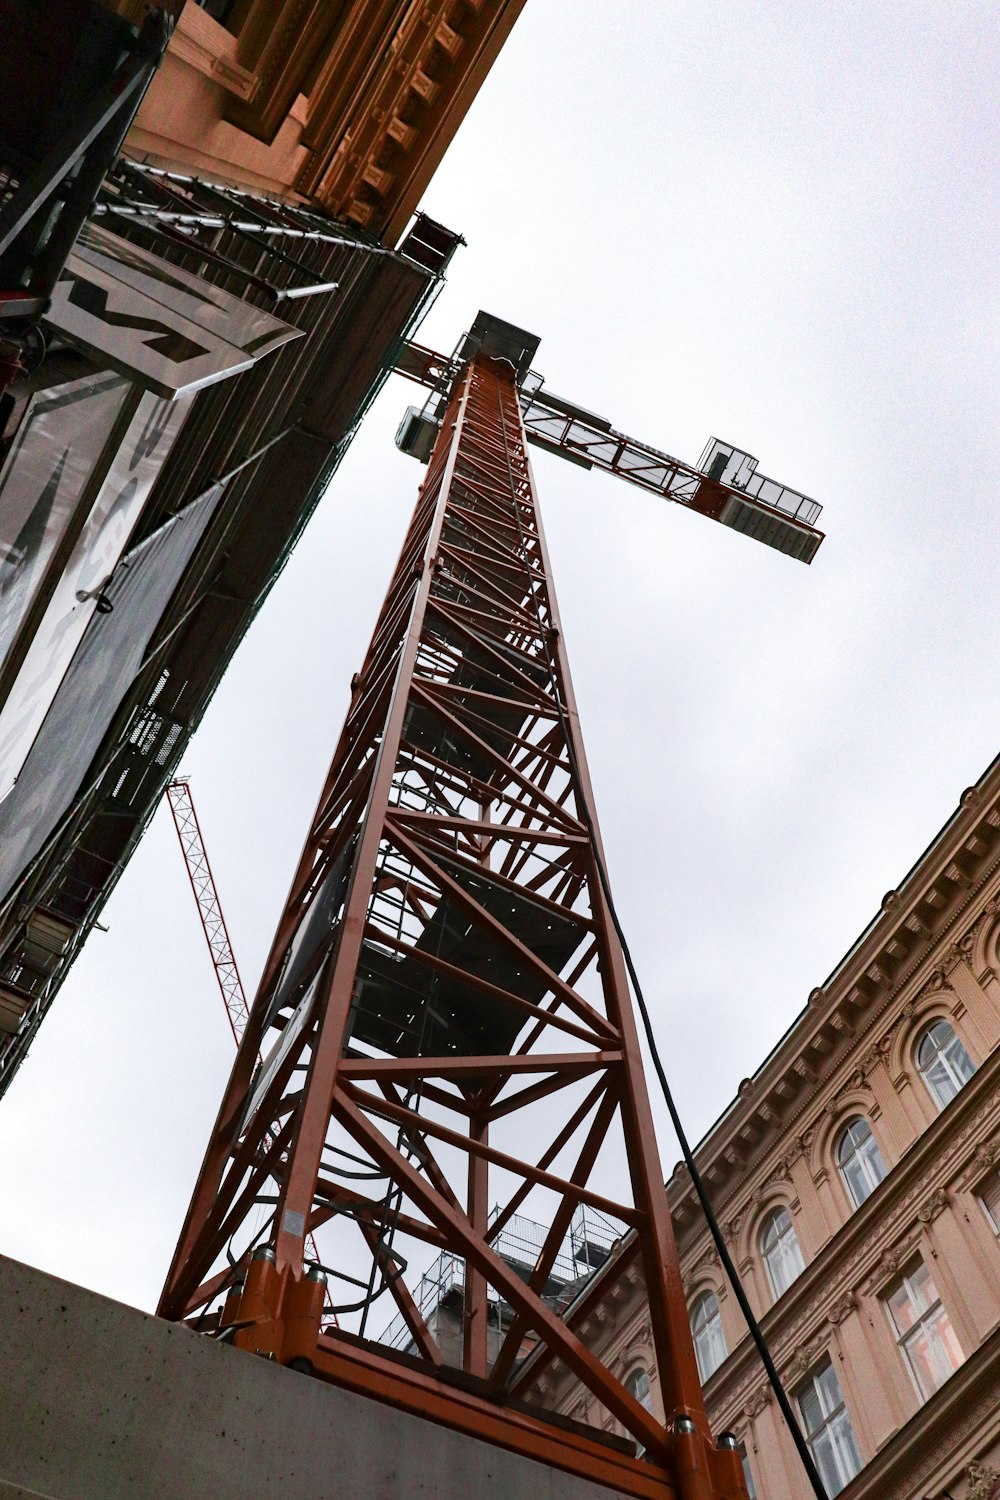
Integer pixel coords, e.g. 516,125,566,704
915,1019,974,1111
836,1115,888,1209
978,1170,1000,1236
736,1440,757,1499
883,1260,962,1401
794,1356,862,1497
690,1289,728,1383
759,1206,806,1298
625,1365,652,1412
624,1366,652,1457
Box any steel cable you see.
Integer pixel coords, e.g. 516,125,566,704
493,368,829,1500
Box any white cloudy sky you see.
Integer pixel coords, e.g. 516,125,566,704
1,2,997,1314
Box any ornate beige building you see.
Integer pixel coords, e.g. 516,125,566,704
529,752,1000,1500
105,0,526,242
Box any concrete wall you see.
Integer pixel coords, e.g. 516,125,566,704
0,1255,630,1500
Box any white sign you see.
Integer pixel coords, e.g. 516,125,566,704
78,223,302,360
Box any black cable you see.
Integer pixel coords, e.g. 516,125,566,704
493,369,830,1500
583,816,830,1500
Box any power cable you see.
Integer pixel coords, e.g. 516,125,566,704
582,798,829,1500
493,367,830,1500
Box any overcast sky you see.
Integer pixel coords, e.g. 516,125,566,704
1,1,997,1316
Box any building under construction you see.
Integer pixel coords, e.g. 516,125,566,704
0,0,526,1093
5,8,990,1500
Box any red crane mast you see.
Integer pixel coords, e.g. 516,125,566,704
165,776,334,1321
166,779,250,1050
159,332,748,1498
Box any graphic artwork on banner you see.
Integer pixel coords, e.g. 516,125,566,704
78,223,303,360
46,224,302,397
0,389,193,800
0,372,131,683
0,484,225,900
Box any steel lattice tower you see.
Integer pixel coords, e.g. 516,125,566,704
160,350,745,1499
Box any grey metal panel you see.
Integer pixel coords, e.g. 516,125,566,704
0,389,193,798
0,372,131,680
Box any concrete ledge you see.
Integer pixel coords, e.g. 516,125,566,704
0,1255,631,1500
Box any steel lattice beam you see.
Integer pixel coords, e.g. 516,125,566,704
164,776,334,1322
166,779,250,1047
159,354,745,1499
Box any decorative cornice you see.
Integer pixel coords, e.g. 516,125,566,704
861,1230,922,1296
706,1062,1000,1425
298,0,527,241
917,1185,950,1223
827,1289,855,1325
966,1460,1000,1500
961,1136,1000,1190
671,869,1000,1247
742,1383,772,1419
785,1333,828,1384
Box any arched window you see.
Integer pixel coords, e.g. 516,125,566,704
691,1290,727,1382
626,1366,652,1411
837,1117,887,1208
760,1207,805,1297
917,1020,974,1110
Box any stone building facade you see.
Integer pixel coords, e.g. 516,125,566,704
532,752,1000,1500
103,0,526,242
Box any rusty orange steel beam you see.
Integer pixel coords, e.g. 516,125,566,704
159,352,746,1500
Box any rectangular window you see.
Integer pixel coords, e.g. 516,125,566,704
737,1442,758,1499
796,1358,862,1497
884,1261,962,1400
979,1172,1000,1235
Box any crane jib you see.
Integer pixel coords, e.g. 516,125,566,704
393,316,825,564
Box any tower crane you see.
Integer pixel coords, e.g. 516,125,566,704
159,313,827,1500
164,776,335,1325
165,779,250,1050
